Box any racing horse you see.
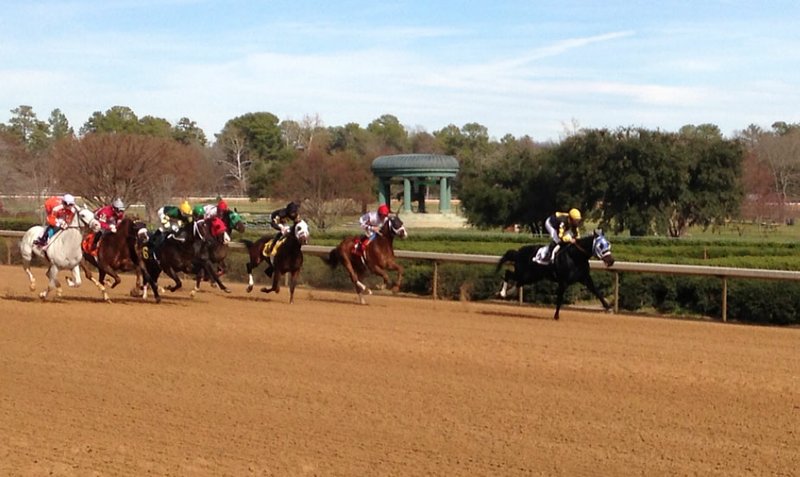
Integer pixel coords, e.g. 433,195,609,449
243,219,309,303
19,206,98,300
80,218,160,303
496,229,615,320
141,217,231,297
213,209,245,277
322,214,407,304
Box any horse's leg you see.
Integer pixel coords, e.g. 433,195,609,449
554,283,567,320
288,269,300,304
67,264,82,288
22,258,36,291
582,275,612,312
370,264,391,290
164,266,182,292
341,256,369,304
246,256,260,293
386,260,404,293
81,258,109,300
39,264,59,300
260,271,281,295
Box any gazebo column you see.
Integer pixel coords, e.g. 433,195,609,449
377,178,390,205
439,177,450,213
403,178,412,213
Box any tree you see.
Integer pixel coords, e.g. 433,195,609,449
81,106,140,135
273,130,372,230
216,112,294,198
51,133,208,221
4,105,55,198
367,114,408,153
48,109,74,140
172,117,207,146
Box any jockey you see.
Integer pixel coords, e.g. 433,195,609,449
264,201,300,276
35,193,77,246
538,208,582,264
192,204,207,223
151,200,193,249
92,198,126,249
357,203,390,252
202,198,229,221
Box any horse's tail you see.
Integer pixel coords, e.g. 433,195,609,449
321,247,340,269
495,249,519,274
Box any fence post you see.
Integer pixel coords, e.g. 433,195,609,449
614,271,620,313
722,277,728,322
432,261,439,300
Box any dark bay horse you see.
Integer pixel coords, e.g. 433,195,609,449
322,215,407,304
243,219,310,303
496,229,615,320
81,218,160,302
142,218,230,297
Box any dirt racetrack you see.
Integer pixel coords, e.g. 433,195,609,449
1,264,798,476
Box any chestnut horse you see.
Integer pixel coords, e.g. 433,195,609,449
81,218,160,302
243,219,309,303
322,214,407,304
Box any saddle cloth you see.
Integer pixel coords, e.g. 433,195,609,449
262,237,286,258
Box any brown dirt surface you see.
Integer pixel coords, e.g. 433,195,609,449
1,264,798,476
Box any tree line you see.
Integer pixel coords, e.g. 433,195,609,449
0,104,798,235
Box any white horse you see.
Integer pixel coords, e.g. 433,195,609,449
20,206,99,299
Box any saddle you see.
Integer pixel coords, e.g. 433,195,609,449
351,238,370,263
262,236,286,258
82,233,100,257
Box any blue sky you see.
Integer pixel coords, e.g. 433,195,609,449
1,0,798,142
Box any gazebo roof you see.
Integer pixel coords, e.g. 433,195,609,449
371,154,459,178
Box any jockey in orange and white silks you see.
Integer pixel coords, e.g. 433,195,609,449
36,194,77,246
357,203,390,251
92,198,126,248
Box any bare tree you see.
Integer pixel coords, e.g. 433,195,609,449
213,127,251,195
274,131,372,230
52,133,207,221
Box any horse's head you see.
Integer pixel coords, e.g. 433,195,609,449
132,221,150,245
226,210,246,234
592,229,615,267
294,220,310,245
386,215,407,239
77,206,100,232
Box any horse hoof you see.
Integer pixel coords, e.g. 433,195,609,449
29,284,36,292
260,287,269,293
246,285,253,293
223,288,231,294
39,292,46,300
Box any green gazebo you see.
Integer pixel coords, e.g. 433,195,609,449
371,154,459,214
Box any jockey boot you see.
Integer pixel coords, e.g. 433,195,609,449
536,242,556,264
92,231,103,250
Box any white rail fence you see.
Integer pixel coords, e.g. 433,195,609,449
3,230,800,322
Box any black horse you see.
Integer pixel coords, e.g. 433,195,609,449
496,229,615,320
141,218,230,297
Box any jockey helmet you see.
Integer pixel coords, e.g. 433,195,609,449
286,201,299,218
180,200,192,215
193,205,205,217
377,204,390,217
217,199,228,211
568,208,582,221
62,193,76,205
112,198,125,211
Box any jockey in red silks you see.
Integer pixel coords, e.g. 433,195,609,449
203,198,229,221
356,203,390,253
36,194,77,246
91,198,126,249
